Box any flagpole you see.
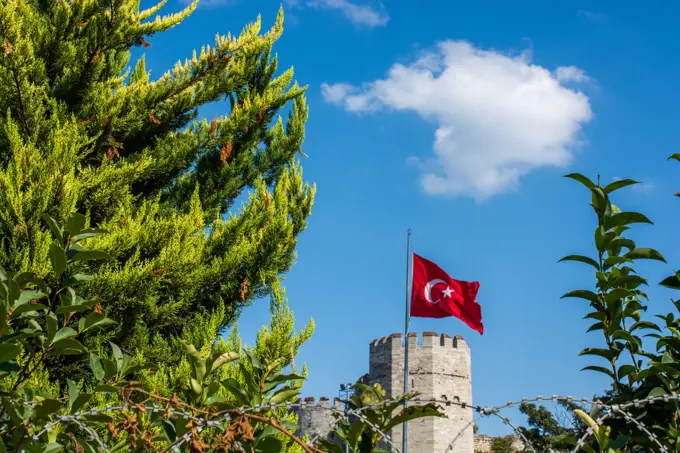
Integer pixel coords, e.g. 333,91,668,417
403,228,412,453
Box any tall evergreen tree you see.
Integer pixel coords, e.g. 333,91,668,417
0,0,314,385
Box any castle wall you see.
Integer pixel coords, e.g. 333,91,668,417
365,332,474,453
292,397,345,447
473,435,524,453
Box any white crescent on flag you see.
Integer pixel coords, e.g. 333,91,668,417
424,279,446,304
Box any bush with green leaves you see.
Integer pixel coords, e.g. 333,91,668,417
317,382,445,453
560,153,680,452
0,214,439,452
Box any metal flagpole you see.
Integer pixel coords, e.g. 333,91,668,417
402,228,412,453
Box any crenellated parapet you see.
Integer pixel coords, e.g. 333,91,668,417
292,396,345,447
370,332,470,352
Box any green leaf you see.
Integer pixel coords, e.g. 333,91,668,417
78,313,116,333
109,342,124,371
669,153,680,162
45,313,57,343
72,229,107,244
617,364,637,380
49,244,67,278
590,186,607,212
209,351,239,374
579,347,617,361
266,373,306,384
648,387,666,398
52,338,87,355
189,378,202,395
606,212,653,229
603,179,639,194
181,341,206,382
581,365,615,380
55,301,99,314
66,244,85,260
558,255,600,270
70,393,92,414
22,277,49,294
28,443,62,453
62,274,94,287
16,290,47,306
13,272,35,287
612,330,639,346
594,226,606,251
82,413,114,423
586,322,604,333
561,290,600,303
11,303,48,318
660,272,680,290
662,352,674,364
66,213,87,236
204,395,229,406
624,248,666,262
7,279,19,303
606,288,632,302
608,237,635,251
67,379,79,410
629,321,661,332
269,388,299,404
564,173,595,189
610,274,647,289
383,403,446,432
245,349,262,370
70,250,112,263
32,399,63,418
221,379,250,405
41,214,62,240
94,384,118,393
101,358,116,379
90,354,105,381
0,343,20,363
160,419,176,442
51,327,77,344
255,437,282,453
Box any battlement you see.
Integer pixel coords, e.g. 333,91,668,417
369,331,469,352
293,396,346,448
294,396,344,411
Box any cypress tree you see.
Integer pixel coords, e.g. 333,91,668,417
0,0,314,386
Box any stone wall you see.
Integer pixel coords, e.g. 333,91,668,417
473,434,524,453
292,397,344,446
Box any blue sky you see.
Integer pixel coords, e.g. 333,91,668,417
137,0,680,436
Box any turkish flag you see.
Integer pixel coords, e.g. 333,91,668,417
410,253,484,335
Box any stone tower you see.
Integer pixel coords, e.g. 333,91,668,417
364,332,474,453
295,331,474,453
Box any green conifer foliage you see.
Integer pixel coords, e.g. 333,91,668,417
0,0,315,386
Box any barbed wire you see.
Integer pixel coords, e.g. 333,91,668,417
11,393,678,452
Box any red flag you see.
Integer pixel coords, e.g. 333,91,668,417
410,253,484,334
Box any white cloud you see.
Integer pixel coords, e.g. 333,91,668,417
555,66,590,83
612,177,654,194
321,83,358,103
322,41,593,200
577,10,606,23
299,0,388,27
633,183,654,193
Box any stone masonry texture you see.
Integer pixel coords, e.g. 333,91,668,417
364,332,474,453
292,397,345,447
296,331,477,453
